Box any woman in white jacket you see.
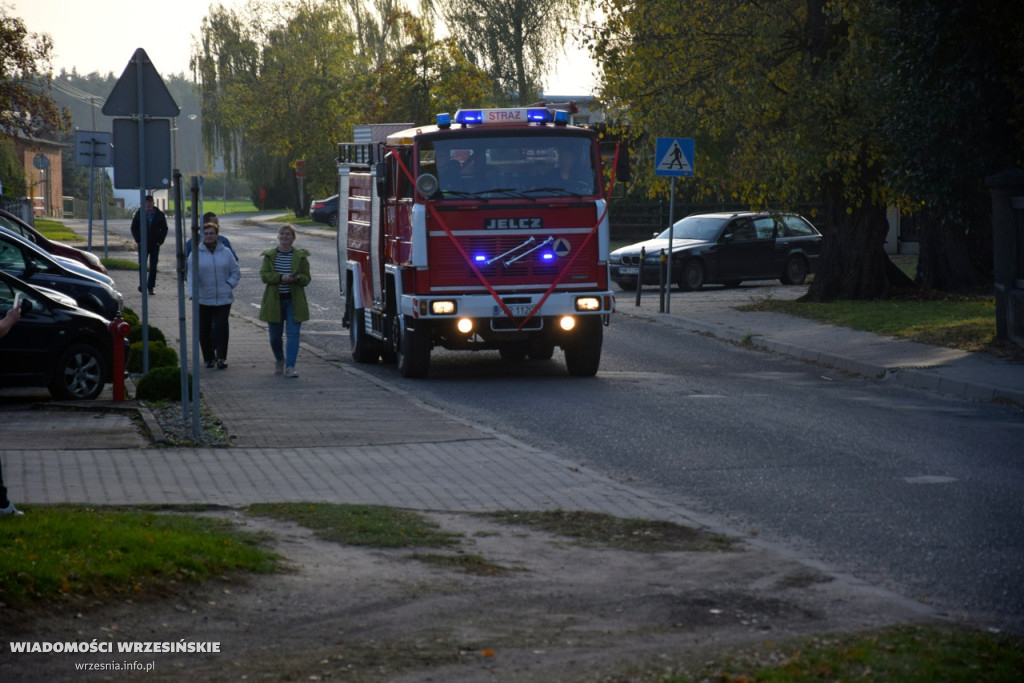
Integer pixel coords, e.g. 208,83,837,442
187,223,241,369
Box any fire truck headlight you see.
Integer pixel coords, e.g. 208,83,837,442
457,318,474,334
559,316,576,331
431,300,456,315
574,297,601,312
416,173,439,198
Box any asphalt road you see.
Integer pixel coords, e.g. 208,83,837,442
131,215,1024,630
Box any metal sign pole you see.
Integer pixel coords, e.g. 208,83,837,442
172,170,189,423
101,169,108,259
135,51,151,374
666,176,675,314
189,176,201,437
87,151,95,249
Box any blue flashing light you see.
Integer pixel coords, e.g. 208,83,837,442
553,110,570,126
541,251,555,261
455,109,484,125
436,112,452,128
473,254,487,262
527,108,553,123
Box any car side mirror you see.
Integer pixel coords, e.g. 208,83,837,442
19,298,32,315
721,233,735,243
23,260,38,278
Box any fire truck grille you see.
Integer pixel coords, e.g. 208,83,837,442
429,235,595,287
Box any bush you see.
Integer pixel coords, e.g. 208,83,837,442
135,365,192,401
128,324,165,345
127,341,178,373
120,308,165,345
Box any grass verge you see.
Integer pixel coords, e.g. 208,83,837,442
246,502,461,548
0,506,277,609
738,292,1006,355
646,624,1024,682
486,510,736,552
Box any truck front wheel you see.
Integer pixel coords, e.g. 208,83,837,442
397,316,431,378
563,317,603,377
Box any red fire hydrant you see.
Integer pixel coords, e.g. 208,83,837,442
108,312,131,402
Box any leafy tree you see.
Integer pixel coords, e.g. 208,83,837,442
0,8,70,139
370,11,492,124
192,0,368,207
0,137,26,196
440,0,582,105
872,0,1024,291
590,0,1024,299
193,0,494,203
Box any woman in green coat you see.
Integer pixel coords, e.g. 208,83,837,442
259,224,311,377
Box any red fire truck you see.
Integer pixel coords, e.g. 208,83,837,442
337,107,621,378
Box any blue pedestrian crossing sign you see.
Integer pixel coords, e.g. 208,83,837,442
655,137,695,177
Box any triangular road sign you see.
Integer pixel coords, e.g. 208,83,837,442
656,140,693,174
102,48,180,118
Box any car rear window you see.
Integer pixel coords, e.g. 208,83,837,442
782,216,817,237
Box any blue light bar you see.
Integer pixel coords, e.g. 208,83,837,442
436,112,452,128
553,110,569,125
455,109,484,125
527,108,552,123
453,107,558,126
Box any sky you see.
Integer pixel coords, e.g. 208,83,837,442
9,0,598,96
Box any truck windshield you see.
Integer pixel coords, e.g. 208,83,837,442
421,135,597,198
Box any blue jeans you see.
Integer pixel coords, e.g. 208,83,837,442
268,297,302,367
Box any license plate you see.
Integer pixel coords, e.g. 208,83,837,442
495,303,533,317
618,266,639,275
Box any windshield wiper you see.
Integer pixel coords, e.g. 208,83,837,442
521,187,585,197
440,189,478,199
473,187,529,198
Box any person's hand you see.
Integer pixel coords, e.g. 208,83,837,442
5,305,20,323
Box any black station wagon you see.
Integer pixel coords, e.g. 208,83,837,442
609,211,823,291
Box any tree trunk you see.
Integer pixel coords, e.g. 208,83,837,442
915,207,988,291
805,199,893,301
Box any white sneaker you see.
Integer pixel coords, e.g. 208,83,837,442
275,360,284,375
284,366,298,378
0,502,24,516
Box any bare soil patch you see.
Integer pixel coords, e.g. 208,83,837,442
2,510,936,682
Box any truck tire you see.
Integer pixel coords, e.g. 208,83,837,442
563,317,602,377
397,316,431,378
348,301,380,364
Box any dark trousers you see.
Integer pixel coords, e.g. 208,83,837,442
0,462,10,508
139,243,160,290
198,303,232,362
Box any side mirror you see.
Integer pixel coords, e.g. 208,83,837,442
23,259,38,278
19,297,32,315
373,162,389,197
